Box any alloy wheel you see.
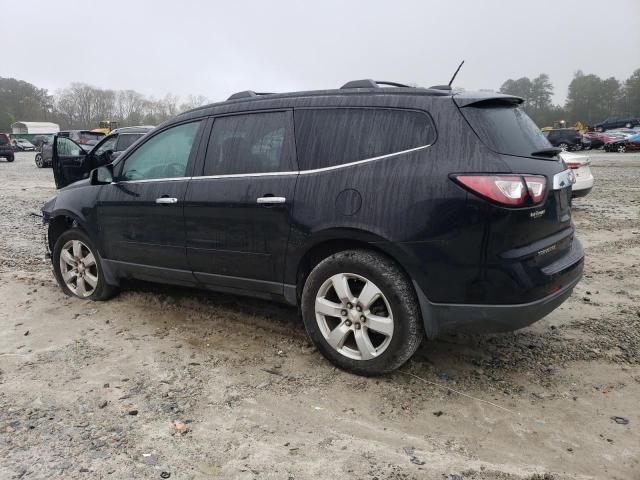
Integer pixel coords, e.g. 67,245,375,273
559,143,569,151
618,145,626,153
35,154,43,168
59,240,99,298
315,273,394,360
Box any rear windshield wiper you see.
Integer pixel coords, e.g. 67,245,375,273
531,147,562,158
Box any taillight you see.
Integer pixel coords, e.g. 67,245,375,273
524,175,546,203
453,174,547,207
565,161,580,169
565,160,589,169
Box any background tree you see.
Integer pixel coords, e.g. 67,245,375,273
618,69,640,117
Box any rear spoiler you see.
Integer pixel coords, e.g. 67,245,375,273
453,93,523,108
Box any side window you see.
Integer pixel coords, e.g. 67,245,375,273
115,133,142,152
94,136,118,155
202,111,293,176
294,108,436,170
120,121,201,181
57,137,83,156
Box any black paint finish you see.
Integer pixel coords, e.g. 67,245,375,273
42,85,584,336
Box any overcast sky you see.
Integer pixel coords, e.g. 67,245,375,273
5,0,639,104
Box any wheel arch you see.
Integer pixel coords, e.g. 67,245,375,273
47,209,93,252
288,230,438,338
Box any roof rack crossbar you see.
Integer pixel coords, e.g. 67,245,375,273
227,90,274,101
340,79,413,89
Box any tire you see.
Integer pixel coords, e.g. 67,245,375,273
52,228,117,301
301,249,423,376
625,123,632,128
35,153,44,168
558,142,569,151
617,145,626,153
596,127,604,132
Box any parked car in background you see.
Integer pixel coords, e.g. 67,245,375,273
543,128,588,151
58,130,105,146
593,116,640,132
582,131,612,149
42,82,584,375
604,133,640,153
12,138,36,151
32,134,55,149
43,126,152,175
560,151,593,197
0,133,15,162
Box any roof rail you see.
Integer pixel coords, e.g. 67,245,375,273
227,90,273,101
340,79,413,89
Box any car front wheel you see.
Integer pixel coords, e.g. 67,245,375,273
52,229,116,301
35,153,44,168
617,145,626,153
558,142,569,151
625,123,632,128
301,249,423,376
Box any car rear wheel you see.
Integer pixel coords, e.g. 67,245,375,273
617,145,626,153
52,229,117,301
596,127,604,132
301,249,423,376
558,142,569,151
625,123,632,128
35,153,44,168
7,156,14,162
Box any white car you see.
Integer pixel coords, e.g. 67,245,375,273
560,151,594,198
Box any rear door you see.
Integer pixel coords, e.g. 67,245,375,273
184,110,297,294
52,136,91,188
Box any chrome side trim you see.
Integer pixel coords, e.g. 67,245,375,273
298,144,432,175
117,176,190,184
190,170,297,181
113,144,432,184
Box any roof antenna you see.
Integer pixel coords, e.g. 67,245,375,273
448,60,465,87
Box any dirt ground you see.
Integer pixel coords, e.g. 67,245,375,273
0,151,639,480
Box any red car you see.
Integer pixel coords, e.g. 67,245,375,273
582,131,614,149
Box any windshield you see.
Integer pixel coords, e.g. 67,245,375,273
461,102,551,157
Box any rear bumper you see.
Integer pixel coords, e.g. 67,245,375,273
414,238,584,337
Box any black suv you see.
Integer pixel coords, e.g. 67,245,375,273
593,116,640,132
42,80,584,375
542,128,587,151
0,133,15,162
38,126,152,174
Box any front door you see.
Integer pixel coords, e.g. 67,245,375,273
184,111,298,294
97,120,205,281
52,136,91,189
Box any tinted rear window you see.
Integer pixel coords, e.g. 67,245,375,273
294,108,436,170
0,135,9,145
461,103,550,157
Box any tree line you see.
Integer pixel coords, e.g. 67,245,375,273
1,69,640,132
499,69,640,127
0,77,209,132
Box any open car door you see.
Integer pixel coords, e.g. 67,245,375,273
52,136,91,189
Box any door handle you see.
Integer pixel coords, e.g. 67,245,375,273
155,197,178,204
257,196,286,204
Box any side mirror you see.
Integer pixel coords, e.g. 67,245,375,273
91,165,114,185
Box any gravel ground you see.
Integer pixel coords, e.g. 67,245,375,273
0,151,639,479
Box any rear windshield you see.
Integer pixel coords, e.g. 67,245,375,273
0,135,9,145
460,102,551,157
